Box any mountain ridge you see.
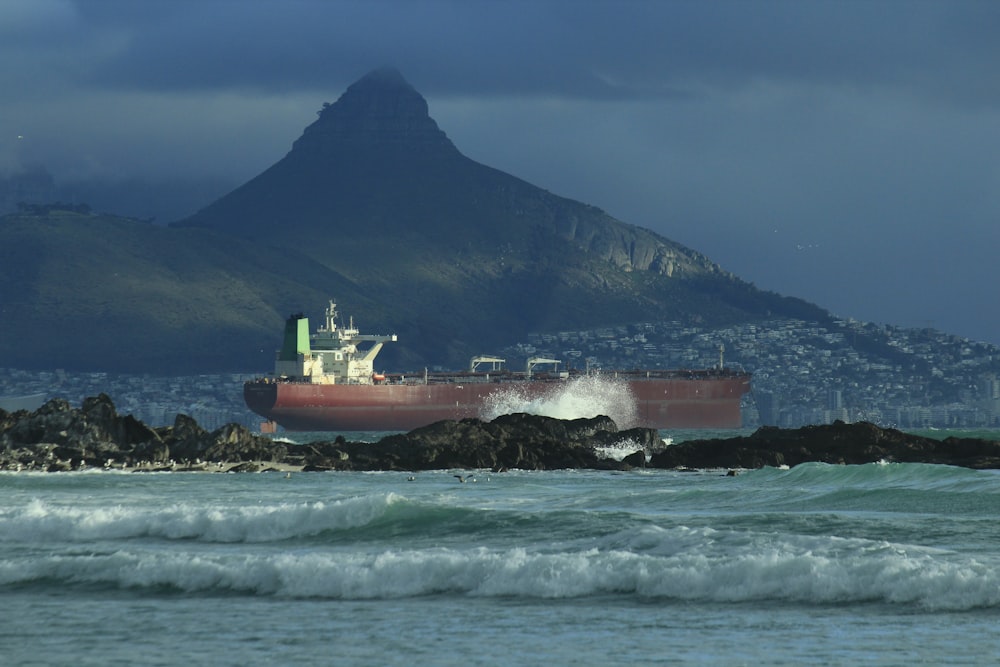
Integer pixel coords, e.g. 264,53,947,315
1,68,828,373
176,67,720,280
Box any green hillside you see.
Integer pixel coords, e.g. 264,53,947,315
0,209,372,371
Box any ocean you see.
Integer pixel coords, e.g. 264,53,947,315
3,429,1000,666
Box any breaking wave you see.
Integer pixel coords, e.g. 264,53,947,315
479,375,638,427
0,493,402,543
4,523,1000,610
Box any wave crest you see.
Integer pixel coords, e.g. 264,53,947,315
5,524,999,610
0,493,403,544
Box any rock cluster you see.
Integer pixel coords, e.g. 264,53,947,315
5,396,1000,473
0,394,281,471
294,413,661,472
0,396,657,472
649,421,1000,470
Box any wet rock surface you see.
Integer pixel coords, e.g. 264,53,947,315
4,397,998,472
0,396,655,472
648,421,1000,470
0,394,282,471
297,413,660,472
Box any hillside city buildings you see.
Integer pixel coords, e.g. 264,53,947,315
2,317,999,432
504,317,1000,429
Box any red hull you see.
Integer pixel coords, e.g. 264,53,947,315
245,371,751,431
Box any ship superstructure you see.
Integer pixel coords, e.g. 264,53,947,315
274,301,397,385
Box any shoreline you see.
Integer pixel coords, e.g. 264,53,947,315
129,460,306,474
0,460,306,474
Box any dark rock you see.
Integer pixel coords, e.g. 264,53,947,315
203,423,285,463
168,413,206,459
308,412,658,472
0,394,283,470
227,461,261,473
648,420,1000,470
622,450,646,469
11,395,999,474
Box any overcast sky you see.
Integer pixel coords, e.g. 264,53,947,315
4,0,999,345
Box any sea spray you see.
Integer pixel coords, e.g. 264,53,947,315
479,375,639,427
591,437,643,462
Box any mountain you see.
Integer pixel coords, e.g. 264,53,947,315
1,68,827,373
174,68,826,365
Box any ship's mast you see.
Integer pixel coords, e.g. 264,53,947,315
319,300,359,339
305,300,397,383
323,301,339,334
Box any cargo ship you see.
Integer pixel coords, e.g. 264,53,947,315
244,302,751,432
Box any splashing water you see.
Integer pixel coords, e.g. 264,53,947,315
593,437,646,462
479,375,639,428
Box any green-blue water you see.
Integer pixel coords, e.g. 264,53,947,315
3,439,1000,665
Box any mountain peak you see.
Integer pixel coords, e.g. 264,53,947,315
291,67,457,157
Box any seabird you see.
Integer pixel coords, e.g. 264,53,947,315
453,474,475,483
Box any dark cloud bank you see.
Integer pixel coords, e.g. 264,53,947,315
3,0,998,344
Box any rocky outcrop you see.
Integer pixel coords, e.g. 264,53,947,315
7,397,1000,473
649,420,1000,470
293,413,660,472
0,396,655,472
293,67,459,156
0,394,279,471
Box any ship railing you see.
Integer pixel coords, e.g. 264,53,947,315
372,371,572,386
245,367,750,386
586,368,751,380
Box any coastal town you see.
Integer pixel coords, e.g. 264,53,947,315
2,317,999,431
505,317,1000,429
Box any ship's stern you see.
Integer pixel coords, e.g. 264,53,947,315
244,380,279,420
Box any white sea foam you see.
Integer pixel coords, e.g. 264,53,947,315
4,523,998,610
0,493,402,543
480,375,638,427
593,438,646,462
